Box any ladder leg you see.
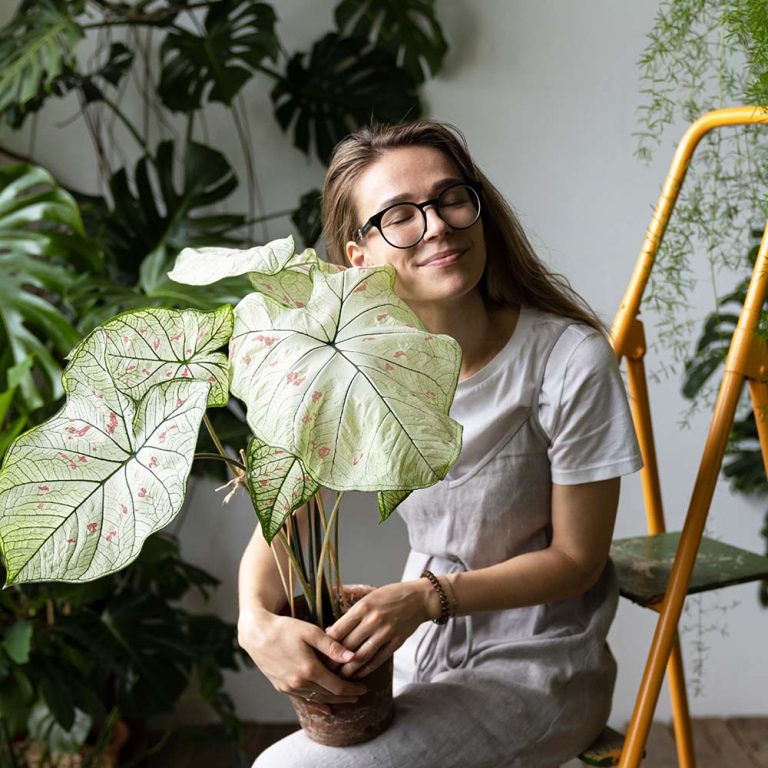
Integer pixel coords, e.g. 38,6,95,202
668,634,695,768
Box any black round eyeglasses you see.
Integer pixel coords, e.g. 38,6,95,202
355,181,482,249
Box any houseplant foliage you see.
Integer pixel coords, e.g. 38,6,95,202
637,0,768,582
636,0,768,369
0,236,463,627
0,532,245,766
0,0,452,467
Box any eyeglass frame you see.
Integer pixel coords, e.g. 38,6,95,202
354,180,483,249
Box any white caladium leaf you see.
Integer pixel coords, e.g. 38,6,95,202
246,437,319,544
67,306,233,407
0,329,210,584
169,236,296,285
169,236,342,308
377,489,412,522
230,265,463,493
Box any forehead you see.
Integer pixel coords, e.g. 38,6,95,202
353,146,463,215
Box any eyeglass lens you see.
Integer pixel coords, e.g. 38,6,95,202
379,184,480,248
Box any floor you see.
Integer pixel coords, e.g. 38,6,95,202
145,717,768,767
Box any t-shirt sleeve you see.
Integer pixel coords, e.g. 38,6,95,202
538,327,643,485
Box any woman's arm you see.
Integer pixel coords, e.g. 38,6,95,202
449,477,620,612
326,477,620,678
237,521,368,713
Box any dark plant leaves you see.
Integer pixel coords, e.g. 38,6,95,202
291,188,323,247
271,32,421,164
0,0,84,120
334,0,448,83
0,164,98,410
159,0,278,112
101,140,243,282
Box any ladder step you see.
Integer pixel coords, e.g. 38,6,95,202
611,532,768,607
578,726,625,766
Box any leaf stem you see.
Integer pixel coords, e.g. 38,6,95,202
315,491,344,623
98,92,149,153
203,412,227,457
193,452,246,471
276,529,310,599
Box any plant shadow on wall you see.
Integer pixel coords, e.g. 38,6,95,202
636,0,768,693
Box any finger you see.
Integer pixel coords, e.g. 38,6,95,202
313,664,368,697
338,625,380,654
325,606,364,642
305,626,355,665
340,637,390,677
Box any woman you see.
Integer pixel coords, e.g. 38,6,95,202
238,121,642,767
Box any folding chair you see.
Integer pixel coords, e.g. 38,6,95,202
577,106,768,768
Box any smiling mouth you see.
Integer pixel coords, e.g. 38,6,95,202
418,249,463,267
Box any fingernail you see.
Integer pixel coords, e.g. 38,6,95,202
341,650,354,661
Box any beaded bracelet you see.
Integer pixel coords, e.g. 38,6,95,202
421,569,451,625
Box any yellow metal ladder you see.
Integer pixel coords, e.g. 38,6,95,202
578,106,768,768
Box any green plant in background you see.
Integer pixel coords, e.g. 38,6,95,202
637,0,768,571
0,0,456,760
0,532,246,766
0,236,463,629
636,0,768,375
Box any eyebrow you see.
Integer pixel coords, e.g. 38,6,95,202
375,176,465,210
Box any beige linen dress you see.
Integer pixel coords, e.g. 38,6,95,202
255,306,642,768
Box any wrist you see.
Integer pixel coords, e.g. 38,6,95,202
238,603,277,637
413,577,442,622
420,570,452,624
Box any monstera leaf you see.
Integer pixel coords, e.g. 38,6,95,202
229,264,462,503
159,0,278,112
0,0,84,117
4,40,134,130
334,0,448,84
271,32,420,163
102,140,244,282
0,164,100,410
0,306,232,584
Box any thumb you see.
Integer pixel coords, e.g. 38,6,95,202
307,627,355,664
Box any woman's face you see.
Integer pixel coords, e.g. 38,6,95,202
345,146,487,310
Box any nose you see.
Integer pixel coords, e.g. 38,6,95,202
422,204,452,241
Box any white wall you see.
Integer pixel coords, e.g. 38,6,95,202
4,0,767,727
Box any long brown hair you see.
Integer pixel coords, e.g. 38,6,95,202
321,120,605,333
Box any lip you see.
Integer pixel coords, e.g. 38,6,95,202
417,248,463,267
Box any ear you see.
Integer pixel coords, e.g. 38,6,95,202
346,240,367,268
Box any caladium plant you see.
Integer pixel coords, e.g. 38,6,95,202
0,236,462,626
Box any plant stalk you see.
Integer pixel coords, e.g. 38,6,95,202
315,491,344,624
193,452,246,471
203,413,228,458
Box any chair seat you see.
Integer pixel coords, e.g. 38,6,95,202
578,725,626,766
611,532,768,608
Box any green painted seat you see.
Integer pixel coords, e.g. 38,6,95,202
611,532,768,608
578,725,626,766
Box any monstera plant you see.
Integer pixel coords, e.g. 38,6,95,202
0,236,462,629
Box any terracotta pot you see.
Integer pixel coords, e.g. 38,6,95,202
289,584,394,746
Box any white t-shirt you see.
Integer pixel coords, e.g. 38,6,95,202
446,307,642,484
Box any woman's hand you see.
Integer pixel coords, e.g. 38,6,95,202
238,607,368,715
325,580,436,679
